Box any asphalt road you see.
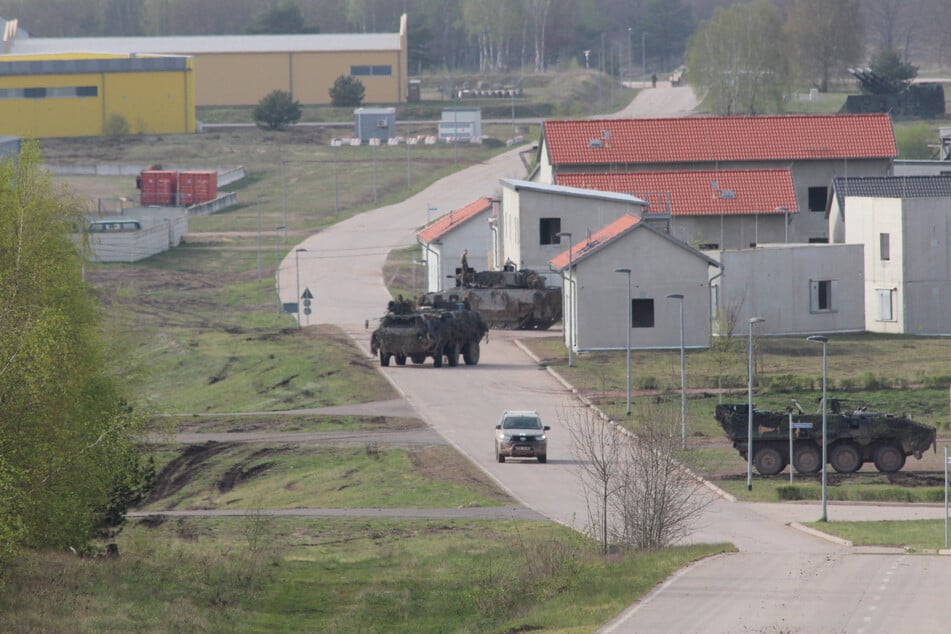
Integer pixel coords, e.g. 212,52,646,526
278,83,951,633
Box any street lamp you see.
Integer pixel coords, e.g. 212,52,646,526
667,293,686,449
628,28,633,80
807,335,830,522
413,258,427,299
256,193,264,281
616,268,632,415
747,316,765,491
641,31,647,81
295,247,307,329
281,160,288,243
275,226,285,316
557,231,573,367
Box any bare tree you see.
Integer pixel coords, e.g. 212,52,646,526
569,402,709,553
612,407,710,550
568,406,626,554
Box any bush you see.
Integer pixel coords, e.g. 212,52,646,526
252,90,302,130
103,114,131,137
329,75,365,107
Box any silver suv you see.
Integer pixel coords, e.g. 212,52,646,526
495,410,549,463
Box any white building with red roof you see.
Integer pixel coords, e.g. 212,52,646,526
548,213,720,351
556,169,798,249
535,114,897,244
417,197,496,294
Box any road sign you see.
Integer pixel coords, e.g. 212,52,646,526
301,287,314,300
792,422,813,429
283,302,298,314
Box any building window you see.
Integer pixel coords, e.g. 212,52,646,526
0,85,97,99
539,218,561,245
880,233,890,261
76,86,98,97
24,87,47,99
808,186,828,212
632,298,655,328
351,65,392,76
808,237,829,244
698,242,719,250
810,279,837,313
877,289,895,321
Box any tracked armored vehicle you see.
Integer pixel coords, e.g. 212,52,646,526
369,298,488,368
421,268,561,330
715,400,936,476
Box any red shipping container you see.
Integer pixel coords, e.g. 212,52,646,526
179,171,218,206
139,170,178,206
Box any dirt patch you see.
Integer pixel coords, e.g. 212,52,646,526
411,446,513,503
146,442,237,503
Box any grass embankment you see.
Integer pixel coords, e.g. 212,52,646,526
804,519,950,551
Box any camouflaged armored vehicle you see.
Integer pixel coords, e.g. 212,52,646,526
715,399,936,476
421,268,561,330
369,297,488,368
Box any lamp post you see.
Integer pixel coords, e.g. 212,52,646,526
628,28,633,80
427,204,437,225
641,31,647,80
807,335,829,522
295,248,307,329
747,316,765,491
557,231,573,367
256,193,263,281
616,268,632,415
667,293,686,449
413,258,427,299
281,161,288,243
275,226,285,316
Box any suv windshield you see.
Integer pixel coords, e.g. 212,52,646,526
503,416,541,430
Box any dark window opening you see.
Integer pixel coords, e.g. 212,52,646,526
24,87,46,98
350,65,371,76
808,186,828,212
808,237,829,244
880,233,890,261
76,86,98,97
698,242,719,250
371,65,392,76
539,218,561,245
632,298,654,328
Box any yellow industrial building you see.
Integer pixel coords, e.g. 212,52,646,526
0,52,195,138
1,15,408,108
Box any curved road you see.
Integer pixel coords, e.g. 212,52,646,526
278,84,951,633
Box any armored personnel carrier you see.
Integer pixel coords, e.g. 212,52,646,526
369,297,488,368
421,268,561,330
715,399,936,476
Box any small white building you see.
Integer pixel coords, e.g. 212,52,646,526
438,107,481,141
498,179,647,285
550,213,720,352
417,197,496,293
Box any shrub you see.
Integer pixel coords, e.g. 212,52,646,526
103,114,131,137
252,90,302,130
329,75,365,107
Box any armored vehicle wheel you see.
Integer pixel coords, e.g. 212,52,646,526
793,444,822,474
830,443,862,473
497,453,505,463
379,351,391,366
537,454,547,464
446,342,460,367
753,447,785,476
395,354,407,366
410,354,426,364
433,352,443,368
463,341,480,365
873,444,905,473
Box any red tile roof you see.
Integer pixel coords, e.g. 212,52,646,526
549,213,641,270
555,169,798,216
542,114,896,166
417,197,493,243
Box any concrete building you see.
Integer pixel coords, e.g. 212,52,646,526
549,213,720,352
710,244,866,337
1,14,408,107
417,198,496,293
0,52,194,137
82,206,187,263
534,115,897,244
497,179,647,284
556,169,798,249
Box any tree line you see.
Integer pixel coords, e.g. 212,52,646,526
4,0,950,78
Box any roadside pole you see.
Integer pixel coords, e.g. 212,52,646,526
945,445,948,549
789,412,794,485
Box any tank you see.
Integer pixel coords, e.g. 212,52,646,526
421,268,562,330
715,399,936,476
369,297,488,368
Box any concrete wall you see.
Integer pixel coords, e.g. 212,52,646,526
673,214,788,249
712,244,866,336
421,210,493,293
566,228,713,351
